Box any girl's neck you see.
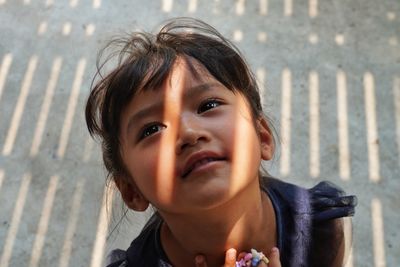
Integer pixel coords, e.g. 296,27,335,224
159,182,277,267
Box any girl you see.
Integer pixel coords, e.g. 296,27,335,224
85,18,357,267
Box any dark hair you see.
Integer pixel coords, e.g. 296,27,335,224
85,17,274,183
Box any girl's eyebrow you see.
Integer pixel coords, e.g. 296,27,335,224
126,82,219,134
184,82,220,99
126,101,164,135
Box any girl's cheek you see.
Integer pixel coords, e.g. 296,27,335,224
137,149,159,173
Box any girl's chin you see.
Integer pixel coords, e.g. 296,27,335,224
181,180,246,210
180,160,229,181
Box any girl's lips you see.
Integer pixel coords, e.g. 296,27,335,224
180,151,226,178
182,157,224,178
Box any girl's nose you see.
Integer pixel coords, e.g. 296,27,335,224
175,114,209,154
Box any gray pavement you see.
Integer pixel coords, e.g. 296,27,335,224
0,0,399,266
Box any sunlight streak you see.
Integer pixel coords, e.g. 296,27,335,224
0,169,4,192
233,29,243,42
155,64,182,204
83,136,95,162
162,0,173,12
256,67,266,106
29,176,59,267
57,58,86,158
308,33,318,44
37,21,48,35
93,0,101,9
0,173,32,267
0,53,12,102
31,57,62,157
309,71,320,178
335,34,345,46
257,32,267,43
90,188,114,267
3,56,38,156
85,24,95,36
236,0,245,15
280,68,291,176
394,77,400,165
213,0,220,14
337,70,350,180
343,217,353,267
45,0,53,6
230,97,259,195
59,179,85,267
387,12,396,21
364,72,380,182
345,251,353,267
188,0,197,13
309,0,318,18
371,198,387,267
70,0,78,7
259,0,268,15
62,22,72,36
284,0,293,16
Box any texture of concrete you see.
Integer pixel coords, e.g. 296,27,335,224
0,0,399,266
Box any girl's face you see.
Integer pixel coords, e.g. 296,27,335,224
119,58,273,214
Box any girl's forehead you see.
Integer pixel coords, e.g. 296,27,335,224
125,60,222,114
168,58,215,87
138,57,217,96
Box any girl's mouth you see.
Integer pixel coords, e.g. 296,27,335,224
182,157,224,178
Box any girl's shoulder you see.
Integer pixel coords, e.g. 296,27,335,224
105,249,128,267
261,177,357,267
105,213,169,267
262,176,357,220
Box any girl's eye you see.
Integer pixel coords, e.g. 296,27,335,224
139,123,166,140
198,99,222,114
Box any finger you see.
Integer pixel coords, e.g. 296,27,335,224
224,248,237,267
237,251,247,260
194,255,208,267
267,247,281,267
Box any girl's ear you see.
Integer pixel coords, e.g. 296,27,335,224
115,177,149,211
257,117,275,161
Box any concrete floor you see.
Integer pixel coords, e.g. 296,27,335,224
0,0,399,266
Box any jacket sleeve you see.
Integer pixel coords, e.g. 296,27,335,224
308,181,357,267
105,249,128,267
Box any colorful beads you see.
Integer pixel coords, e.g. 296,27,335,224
235,249,269,267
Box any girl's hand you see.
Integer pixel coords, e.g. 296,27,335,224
194,247,281,267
